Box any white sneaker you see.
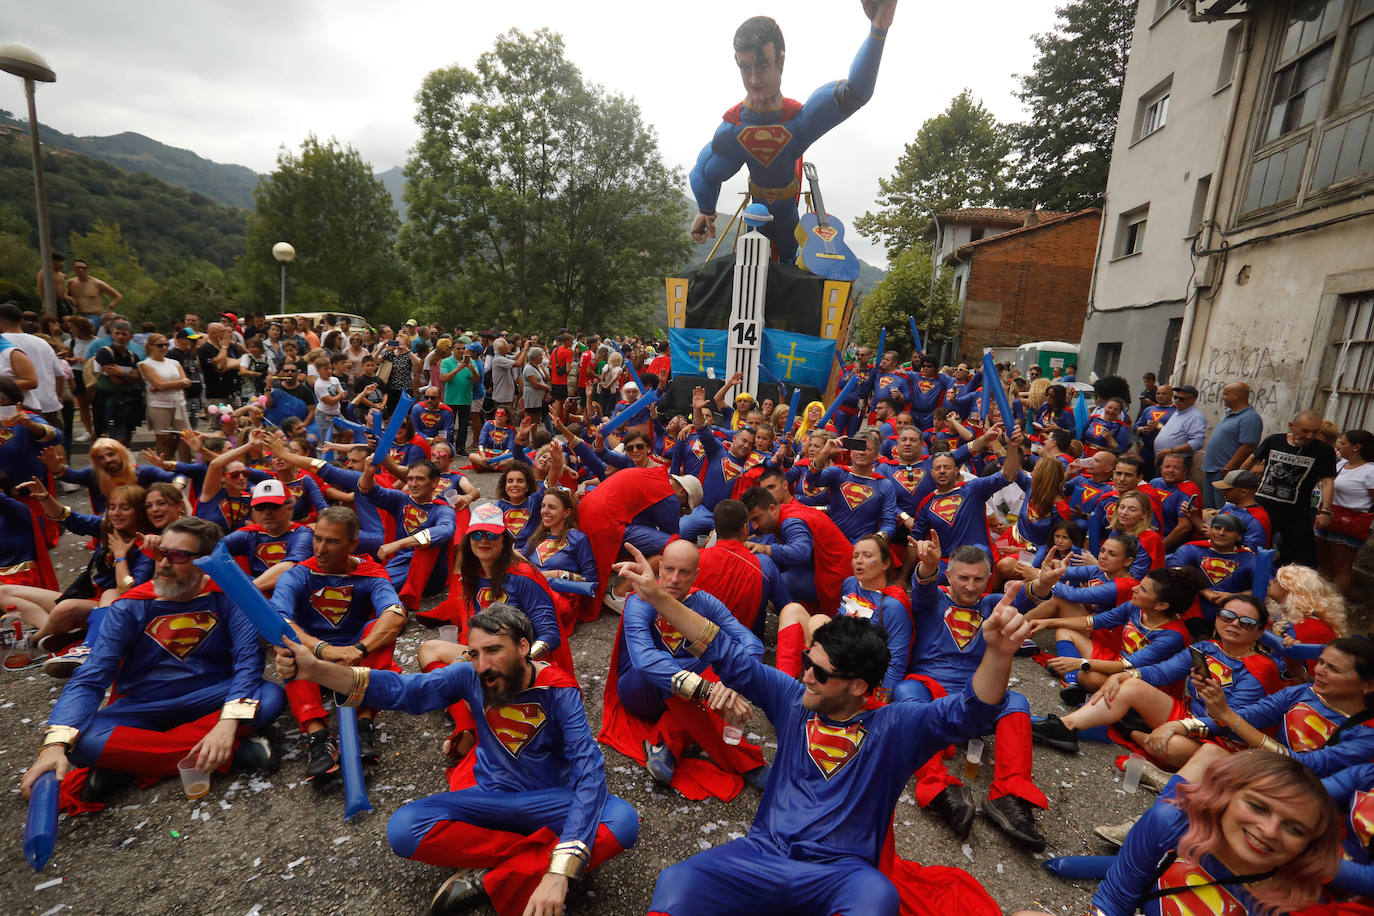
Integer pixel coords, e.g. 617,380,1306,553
43,644,90,679
73,432,91,443
603,592,626,615
59,482,82,494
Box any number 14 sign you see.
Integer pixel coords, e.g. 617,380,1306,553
728,229,768,397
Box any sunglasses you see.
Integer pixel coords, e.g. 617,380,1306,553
151,547,204,564
625,442,649,452
1217,608,1261,629
470,530,502,542
225,470,249,480
800,653,850,684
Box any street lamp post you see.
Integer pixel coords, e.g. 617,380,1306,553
0,45,58,317
272,242,295,314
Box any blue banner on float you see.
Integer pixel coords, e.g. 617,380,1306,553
669,328,728,377
759,329,835,389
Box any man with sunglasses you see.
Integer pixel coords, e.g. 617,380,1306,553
272,507,406,779
409,386,455,442
600,539,769,797
21,518,285,803
617,538,1027,916
221,479,314,593
359,458,456,605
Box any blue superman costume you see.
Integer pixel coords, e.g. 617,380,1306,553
689,19,888,263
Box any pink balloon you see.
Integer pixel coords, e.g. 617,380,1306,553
207,405,219,415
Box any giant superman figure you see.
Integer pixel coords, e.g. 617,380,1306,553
689,1,897,263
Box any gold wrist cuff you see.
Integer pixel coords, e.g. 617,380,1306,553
413,528,432,547
529,639,551,659
873,686,892,705
685,621,720,658
1258,735,1290,756
1178,717,1208,738
670,669,709,701
1120,658,1134,670
221,699,261,721
1085,615,1094,630
309,458,327,471
341,667,371,707
382,604,407,618
42,725,79,751
548,840,590,879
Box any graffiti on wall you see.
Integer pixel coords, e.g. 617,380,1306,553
1196,346,1284,414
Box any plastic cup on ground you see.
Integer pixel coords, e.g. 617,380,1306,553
1123,753,1145,794
177,754,210,800
438,625,460,644
964,738,985,781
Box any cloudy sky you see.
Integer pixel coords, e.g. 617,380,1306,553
2,0,1064,265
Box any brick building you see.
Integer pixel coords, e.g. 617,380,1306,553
940,208,1101,362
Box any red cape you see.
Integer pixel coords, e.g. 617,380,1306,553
577,466,677,611
695,541,765,630
299,554,390,579
778,500,849,615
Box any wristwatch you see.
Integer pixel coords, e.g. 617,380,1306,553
1079,660,1092,672
354,641,369,658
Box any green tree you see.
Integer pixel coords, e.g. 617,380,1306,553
401,28,690,332
242,135,407,313
1007,0,1135,210
854,90,1010,259
853,246,957,357
142,260,243,328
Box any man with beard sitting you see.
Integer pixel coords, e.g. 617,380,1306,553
274,603,639,916
21,517,285,804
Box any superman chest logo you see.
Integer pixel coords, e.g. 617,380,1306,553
1104,500,1118,527
310,584,354,627
656,615,689,655
534,539,562,565
490,429,508,445
721,457,745,481
0,427,14,447
254,538,291,567
945,606,982,650
894,467,924,494
402,503,428,535
1089,421,1108,438
806,716,867,779
1200,556,1239,586
736,124,793,168
485,701,548,758
879,375,897,390
931,494,962,525
917,380,935,395
221,497,249,528
802,479,826,497
1351,790,1374,851
476,586,508,609
503,508,530,538
690,439,705,459
840,592,877,621
286,482,304,504
1121,623,1146,655
1157,857,1246,916
145,611,219,661
1203,655,1233,686
421,410,442,428
840,481,874,510
1284,702,1337,751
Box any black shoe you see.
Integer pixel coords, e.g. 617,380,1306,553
305,730,339,778
232,735,279,773
742,763,771,790
1110,709,1152,744
356,718,379,763
1031,714,1080,754
430,868,490,915
982,796,1046,852
928,783,977,840
1059,683,1088,707
82,768,135,803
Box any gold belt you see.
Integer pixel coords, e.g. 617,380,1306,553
0,561,35,576
749,178,799,204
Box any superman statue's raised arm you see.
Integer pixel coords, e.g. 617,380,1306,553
688,0,897,262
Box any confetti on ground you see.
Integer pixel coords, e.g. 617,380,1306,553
287,856,307,869
36,877,64,891
962,844,974,862
332,836,350,845
39,906,68,916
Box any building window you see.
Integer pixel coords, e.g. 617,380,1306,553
1094,343,1122,379
1244,0,1374,214
1154,0,1180,21
953,274,964,302
1135,78,1173,141
1188,175,1212,237
1160,317,1184,383
1319,291,1374,429
1218,24,1244,91
969,227,985,242
1115,205,1149,257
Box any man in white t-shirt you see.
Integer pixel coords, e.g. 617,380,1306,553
0,301,63,426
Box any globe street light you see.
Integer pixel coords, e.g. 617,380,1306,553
0,45,58,317
272,241,295,314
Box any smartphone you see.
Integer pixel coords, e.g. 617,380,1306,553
841,436,868,451
1189,645,1211,680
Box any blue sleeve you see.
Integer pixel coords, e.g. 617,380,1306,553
1322,763,1374,806
62,510,104,538
50,599,143,729
700,618,805,728
880,597,912,691
806,464,841,489
1124,628,1186,668
517,577,560,653
1032,544,1049,567
1052,579,1121,607
479,422,496,451
1092,796,1187,916
1333,859,1374,898
688,121,746,215
360,483,405,513
757,554,789,609
1139,647,1192,689
365,576,404,616
284,527,314,562
698,428,722,461
571,441,608,481
221,531,251,558
62,466,94,487
407,404,423,431
136,465,176,487
127,549,155,584
877,477,898,540
1196,685,1301,733
226,596,268,704
1093,603,1131,629
271,565,309,621
571,532,598,589
770,516,815,567
1114,423,1131,452
1166,544,1198,568
364,660,481,715
303,477,327,513
599,448,632,471
549,684,611,853
623,598,700,689
1128,542,1151,580
1239,413,1263,446
424,504,456,547
1087,503,1108,553
317,463,362,492
1296,728,1374,777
